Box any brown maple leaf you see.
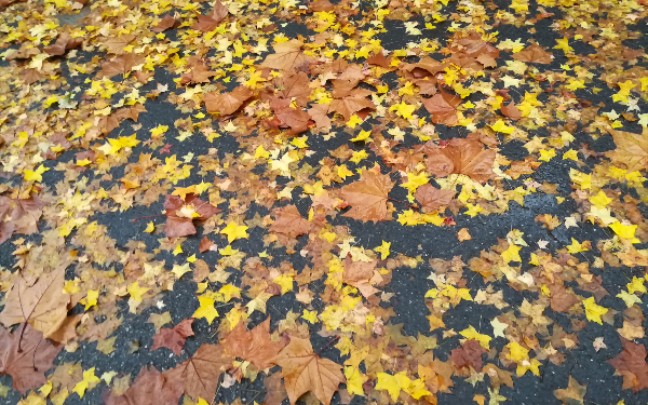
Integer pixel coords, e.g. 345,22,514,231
274,336,344,405
343,257,379,297
204,86,253,117
152,14,177,33
308,104,332,133
181,56,216,85
274,107,312,134
278,72,311,107
329,94,375,121
554,376,586,404
222,319,287,371
270,205,311,238
193,1,229,32
421,138,496,183
451,340,485,372
403,56,445,78
163,344,231,401
163,194,220,238
0,195,43,245
606,129,648,172
0,325,61,394
513,44,553,64
0,268,70,338
261,40,310,72
500,102,521,121
44,33,82,56
263,372,288,405
608,339,648,392
107,367,182,405
98,53,145,78
339,166,394,222
103,35,135,55
415,184,455,213
151,319,194,356
422,92,461,126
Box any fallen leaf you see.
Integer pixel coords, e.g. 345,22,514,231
163,344,231,401
205,86,253,117
222,319,287,370
0,268,70,338
608,339,648,392
270,205,311,238
274,336,344,405
339,166,394,222
107,367,182,405
151,319,194,355
0,325,61,394
422,92,461,126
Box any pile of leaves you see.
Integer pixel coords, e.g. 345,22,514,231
0,0,647,403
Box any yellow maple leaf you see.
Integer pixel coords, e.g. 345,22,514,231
144,221,155,233
609,221,640,243
390,101,416,120
344,366,367,397
490,119,515,134
583,296,608,325
72,368,100,399
193,295,219,324
375,372,409,402
82,290,99,311
460,325,492,350
566,238,589,254
501,244,522,263
23,164,49,182
375,240,391,260
350,129,372,143
220,222,249,243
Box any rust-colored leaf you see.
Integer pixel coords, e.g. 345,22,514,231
0,325,61,394
339,166,394,222
274,336,344,405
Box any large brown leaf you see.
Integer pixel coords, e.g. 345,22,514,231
608,339,648,392
151,319,194,356
163,344,231,401
270,205,311,238
414,184,455,213
107,367,182,405
98,53,145,78
0,325,61,394
0,196,43,245
261,40,310,71
0,268,69,338
204,86,253,117
329,95,375,121
339,167,394,222
163,194,220,238
274,336,344,405
422,138,496,183
513,44,553,64
222,319,287,370
422,92,461,126
606,129,648,172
